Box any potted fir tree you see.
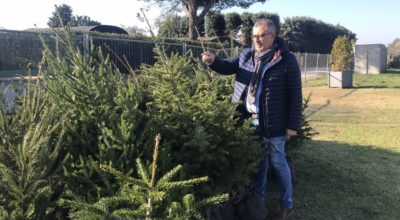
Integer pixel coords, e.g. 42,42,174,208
329,35,354,88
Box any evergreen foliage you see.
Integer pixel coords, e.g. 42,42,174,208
42,30,150,201
144,0,268,40
0,77,65,219
48,4,73,28
157,15,189,38
224,13,242,36
239,12,255,46
39,29,261,212
281,16,356,53
140,51,263,196
48,4,101,28
197,18,206,38
69,15,102,27
287,94,318,149
330,35,354,71
205,12,227,37
60,134,229,219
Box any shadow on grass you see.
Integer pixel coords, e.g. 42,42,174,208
383,69,400,74
265,140,400,220
307,99,331,117
335,89,358,99
354,85,400,89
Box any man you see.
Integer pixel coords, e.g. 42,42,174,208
202,19,302,220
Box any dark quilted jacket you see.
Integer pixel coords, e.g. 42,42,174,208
209,37,302,138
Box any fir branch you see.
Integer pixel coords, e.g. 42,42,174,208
195,193,230,208
0,79,65,219
196,28,208,53
136,158,150,186
98,196,133,207
112,208,144,218
157,164,183,183
100,165,148,189
157,176,209,190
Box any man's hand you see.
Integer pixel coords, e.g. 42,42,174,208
201,52,216,64
286,129,297,140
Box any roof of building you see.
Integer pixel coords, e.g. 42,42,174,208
25,25,128,35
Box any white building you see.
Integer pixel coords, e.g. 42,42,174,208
354,44,387,74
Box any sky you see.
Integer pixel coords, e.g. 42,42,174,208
0,0,399,45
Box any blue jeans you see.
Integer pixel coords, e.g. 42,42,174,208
254,136,293,208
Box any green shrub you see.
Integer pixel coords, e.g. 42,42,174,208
0,78,65,219
140,51,263,196
205,12,226,37
239,12,254,46
41,30,262,204
330,35,354,71
60,135,229,219
42,31,150,201
281,16,356,53
287,94,318,149
157,15,189,38
224,13,242,36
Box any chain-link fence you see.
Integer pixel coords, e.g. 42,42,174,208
294,52,330,83
0,29,329,82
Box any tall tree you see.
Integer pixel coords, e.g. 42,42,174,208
224,12,242,36
281,16,356,53
156,15,189,37
205,11,226,37
143,0,268,40
48,4,102,28
48,4,73,27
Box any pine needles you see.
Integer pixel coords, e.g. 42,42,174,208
61,134,228,219
0,76,65,219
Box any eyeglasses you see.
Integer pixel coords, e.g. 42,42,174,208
252,32,272,39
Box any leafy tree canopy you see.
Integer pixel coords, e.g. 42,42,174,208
48,4,101,28
69,15,101,27
281,16,356,53
205,11,226,37
224,12,242,36
47,4,73,27
156,15,189,37
141,0,268,40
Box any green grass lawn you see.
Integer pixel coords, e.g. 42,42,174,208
267,72,400,219
303,69,400,88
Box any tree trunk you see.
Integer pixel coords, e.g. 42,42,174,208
185,1,198,40
188,10,198,40
183,0,215,40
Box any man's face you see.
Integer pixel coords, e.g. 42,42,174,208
252,24,275,52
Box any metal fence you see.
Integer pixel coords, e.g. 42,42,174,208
295,52,330,83
0,30,43,75
0,29,330,81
